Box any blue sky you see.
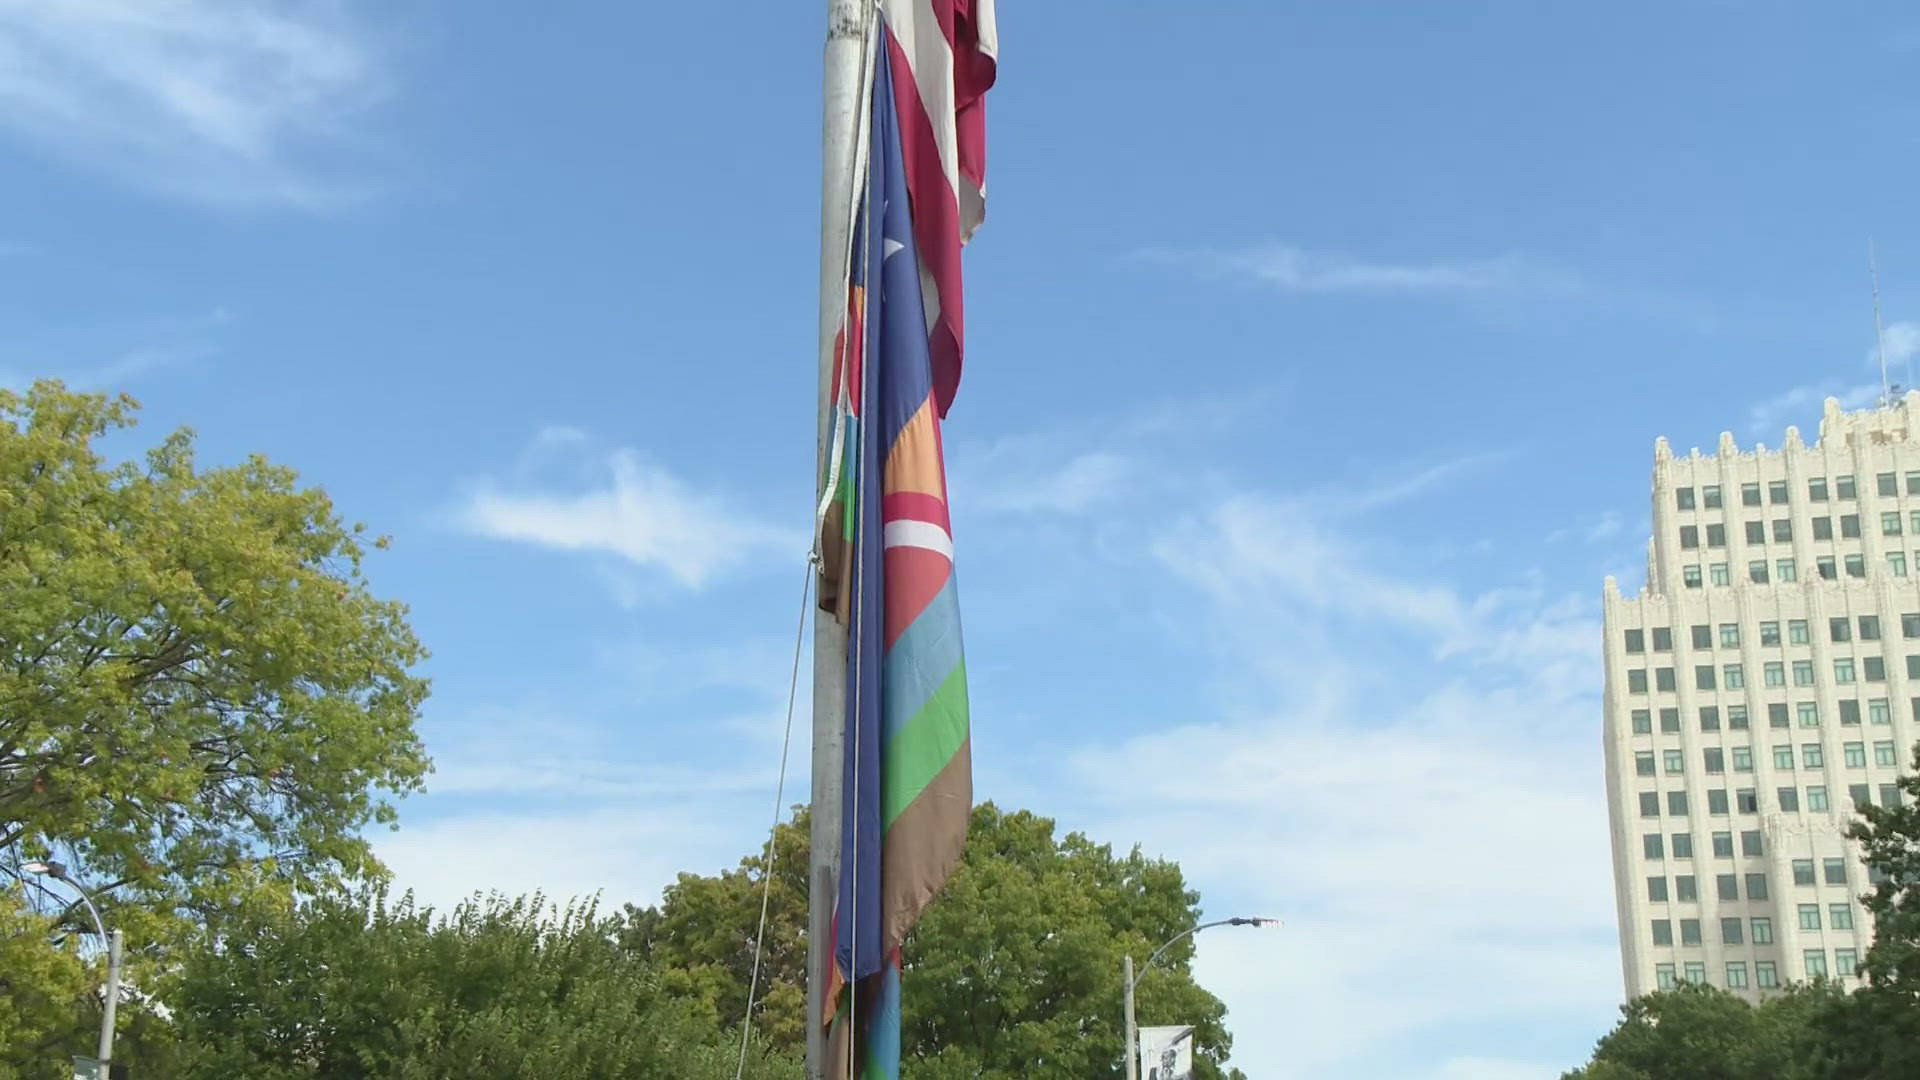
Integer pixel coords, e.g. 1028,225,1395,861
5,2,1920,1077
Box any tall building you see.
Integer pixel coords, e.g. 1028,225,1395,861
1602,395,1918,1001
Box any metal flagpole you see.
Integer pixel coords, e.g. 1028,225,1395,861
808,1,864,1076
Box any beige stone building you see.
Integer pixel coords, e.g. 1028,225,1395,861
1603,395,1918,1000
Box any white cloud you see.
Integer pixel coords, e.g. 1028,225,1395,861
1881,320,1920,379
1054,492,1618,1079
1745,381,1880,440
965,450,1137,515
1152,243,1589,297
0,0,384,206
458,436,802,589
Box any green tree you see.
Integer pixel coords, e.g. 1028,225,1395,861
161,887,797,1079
1559,981,1843,1080
1,382,430,1059
629,802,1248,1079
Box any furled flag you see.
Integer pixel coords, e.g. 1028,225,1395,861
820,9,988,1076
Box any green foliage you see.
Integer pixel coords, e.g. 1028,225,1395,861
629,802,1248,1079
1559,982,1842,1080
1846,742,1920,997
159,887,797,1078
0,888,87,1078
1,381,430,1067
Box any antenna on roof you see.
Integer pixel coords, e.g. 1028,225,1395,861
1873,239,1894,406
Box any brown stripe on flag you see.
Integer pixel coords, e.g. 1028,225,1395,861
880,737,972,950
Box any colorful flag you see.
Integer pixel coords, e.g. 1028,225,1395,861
821,23,978,1079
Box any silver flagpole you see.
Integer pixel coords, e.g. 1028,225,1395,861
808,2,864,1076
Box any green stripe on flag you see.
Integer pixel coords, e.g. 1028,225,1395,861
882,660,969,827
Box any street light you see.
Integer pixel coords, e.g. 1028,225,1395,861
23,861,122,1080
1123,917,1280,1080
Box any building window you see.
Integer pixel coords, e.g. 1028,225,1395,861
1794,662,1816,688
1705,749,1726,774
1636,751,1657,776
1728,705,1749,730
1845,742,1867,768
1818,556,1838,580
1846,553,1866,578
1707,523,1727,548
1732,747,1753,772
1742,829,1763,856
1852,783,1873,809
1677,487,1697,510
1763,661,1785,687
1840,699,1861,725
1905,614,1920,639
1836,948,1859,978
1666,750,1686,774
1680,919,1702,946
1685,566,1704,588
1875,740,1898,766
1668,791,1690,816
1711,828,1733,854
1757,961,1780,989
1770,703,1791,728
1778,786,1800,811
1873,698,1893,725
1750,560,1770,584
1804,950,1828,980
1648,875,1669,901
1640,792,1661,817
1842,514,1863,539
1751,914,1774,941
1882,783,1902,807
1778,558,1798,582
1673,833,1694,858
1700,706,1720,731
1692,624,1713,649
1865,656,1886,682
1770,479,1790,504
1661,708,1682,733
1631,709,1652,734
1645,834,1666,859
1799,904,1822,930
1837,474,1857,499
1814,516,1835,540
1742,482,1762,507
1885,511,1904,536
1907,471,1920,495
1704,485,1724,508
1652,626,1673,651
1746,520,1766,545
1831,904,1855,931
1723,664,1744,689
1774,745,1796,770
1835,658,1856,685
1862,615,1883,641
1832,617,1853,643
1810,477,1829,501
1657,668,1676,691
1652,919,1674,945
1718,875,1740,902
1727,962,1749,989
1790,619,1810,644
1792,859,1815,886
1824,858,1847,885
1803,744,1825,769
1624,628,1646,653
1879,471,1899,496
1737,788,1758,813
1909,654,1920,679
1890,551,1908,577
1808,785,1829,811
1760,620,1781,645
1676,876,1699,904
1798,701,1821,728
1719,623,1740,647
1657,963,1678,990
1711,563,1731,586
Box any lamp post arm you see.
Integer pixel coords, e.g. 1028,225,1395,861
1132,919,1237,991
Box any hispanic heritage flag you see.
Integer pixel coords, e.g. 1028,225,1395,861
821,4,994,1077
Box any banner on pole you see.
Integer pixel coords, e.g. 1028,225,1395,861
1139,1025,1195,1080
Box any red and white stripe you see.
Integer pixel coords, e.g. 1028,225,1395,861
879,0,997,417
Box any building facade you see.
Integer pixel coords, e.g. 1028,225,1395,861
1602,395,1917,1000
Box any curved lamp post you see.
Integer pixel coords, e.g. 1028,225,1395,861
24,861,121,1080
1124,916,1280,1080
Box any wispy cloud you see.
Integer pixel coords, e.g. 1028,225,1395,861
1880,320,1920,379
457,430,802,589
0,1,385,206
1148,242,1590,297
1745,381,1880,439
